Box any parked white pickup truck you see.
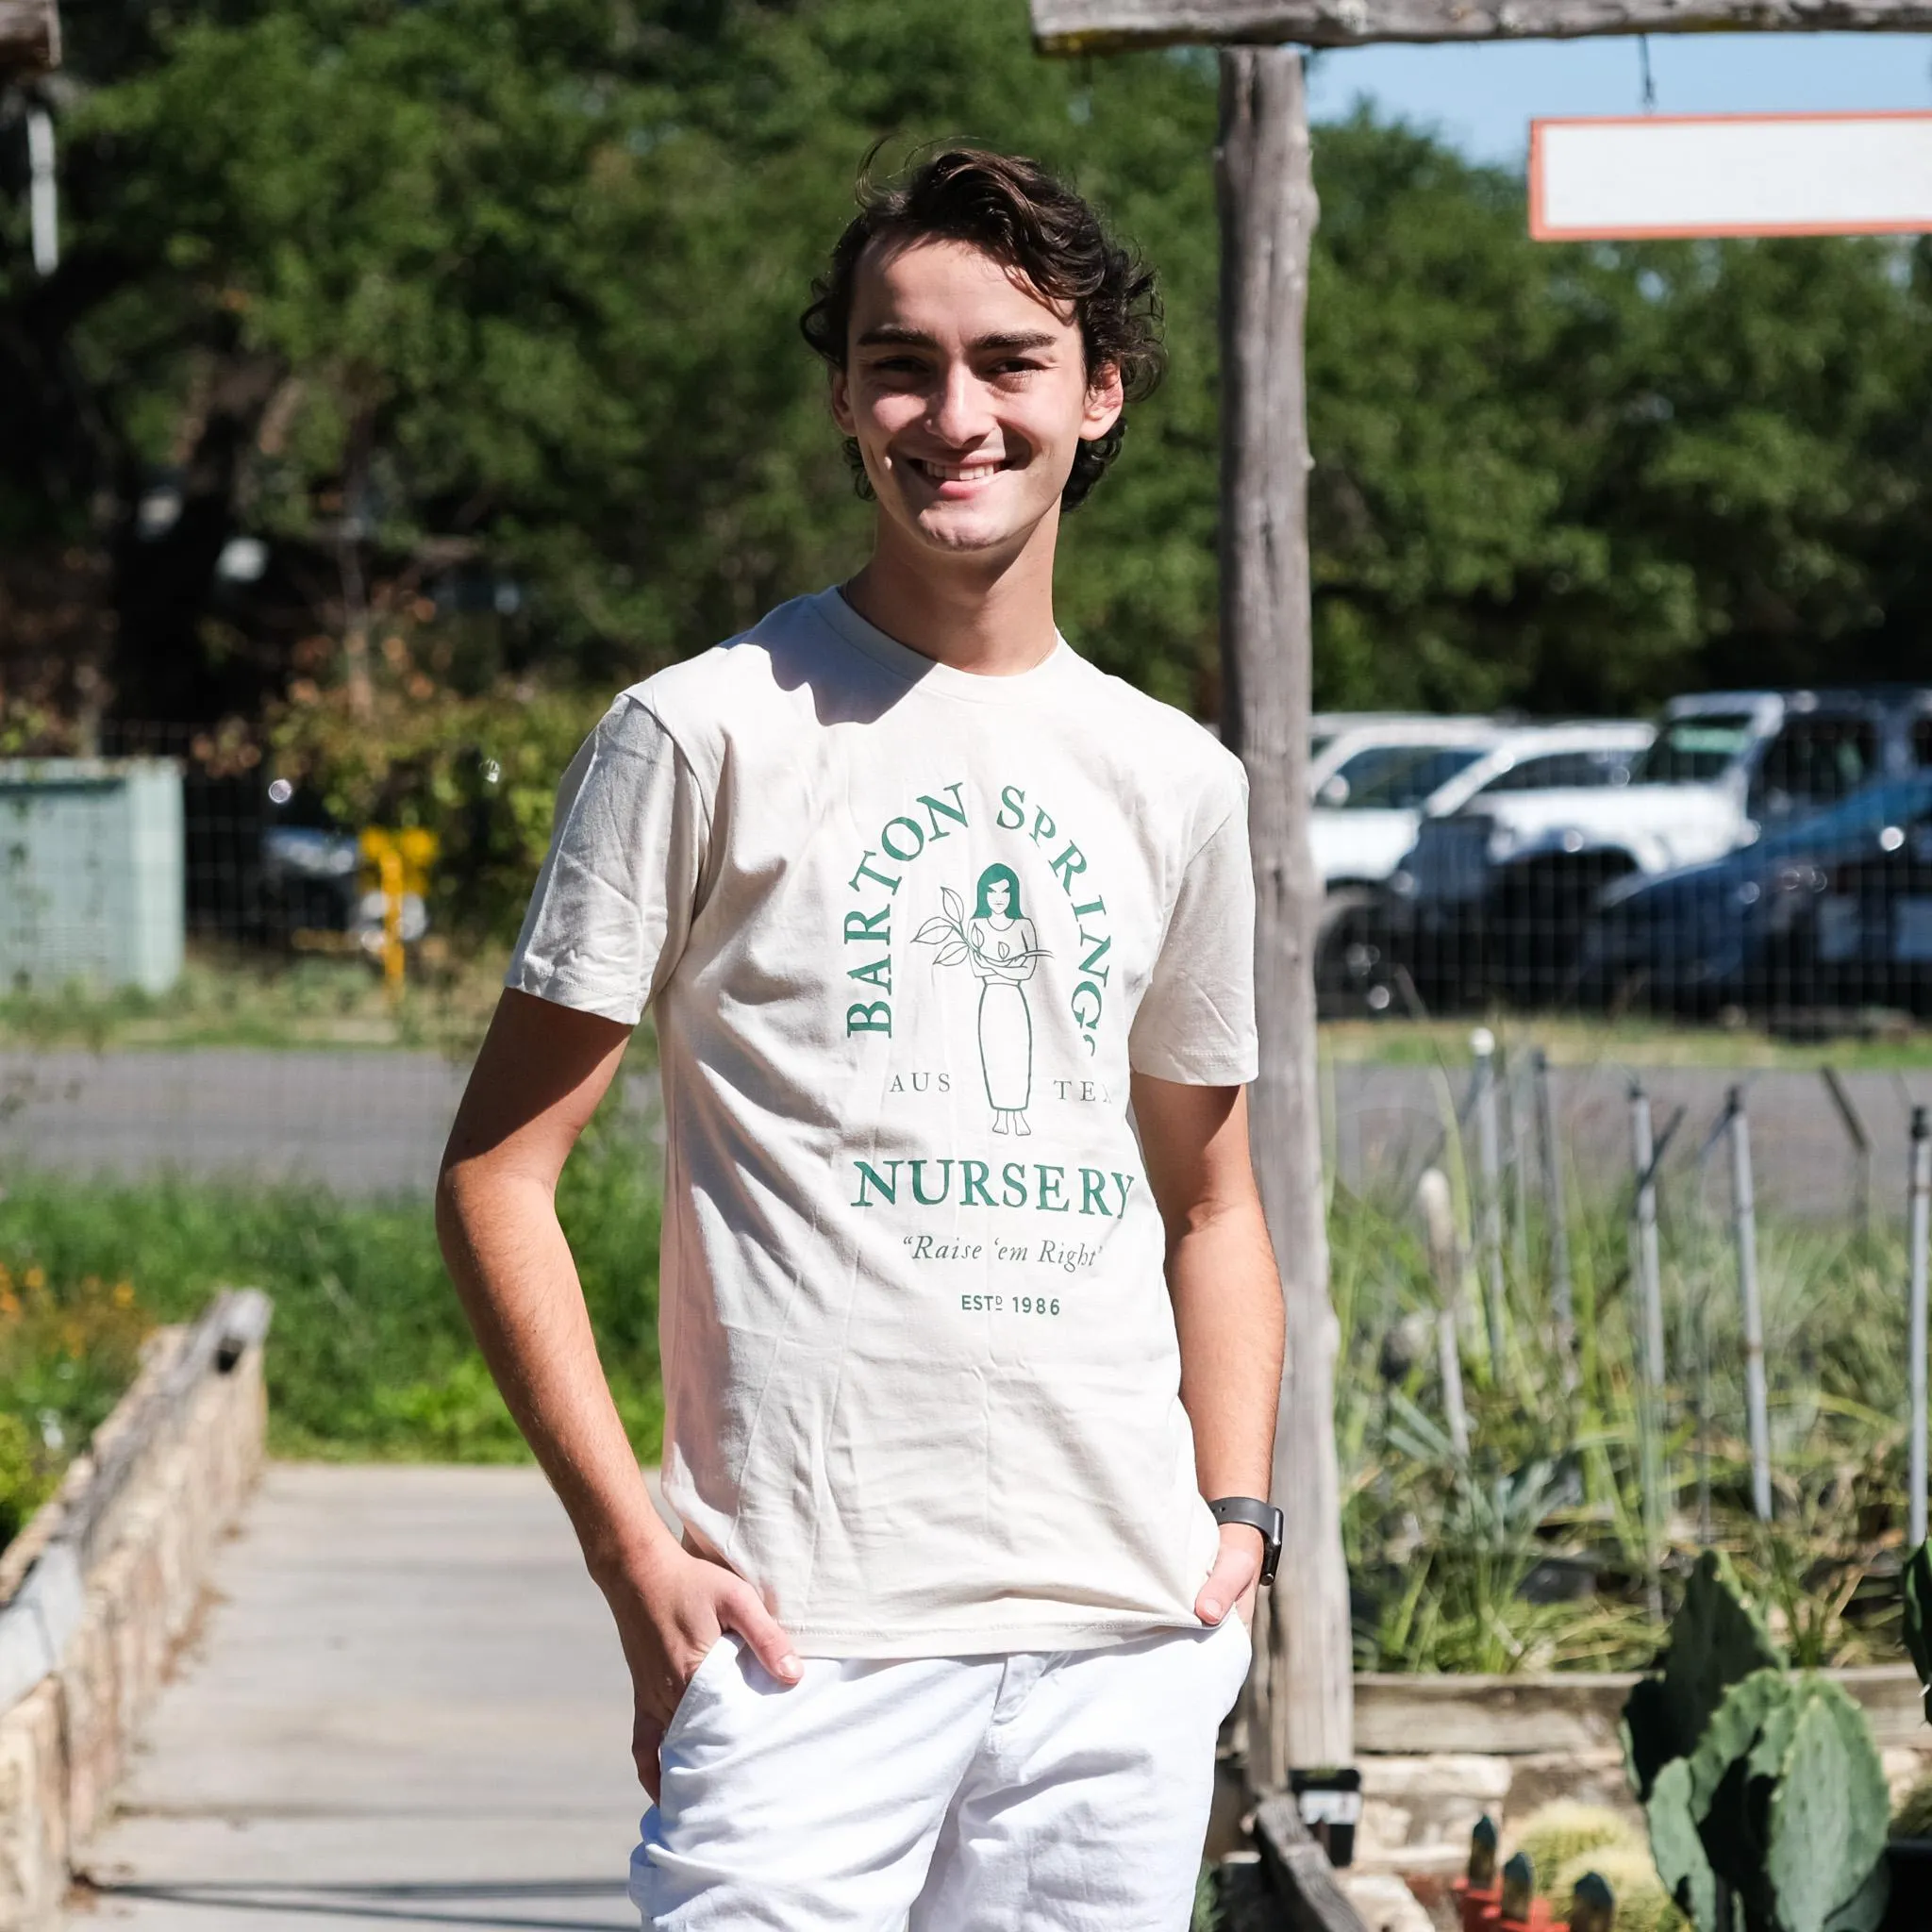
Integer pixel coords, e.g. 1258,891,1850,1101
1314,722,1651,1010
1307,717,1507,890
1396,689,1932,1006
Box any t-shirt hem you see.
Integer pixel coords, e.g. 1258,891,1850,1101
1127,1050,1259,1087
503,963,643,1028
782,1609,1208,1660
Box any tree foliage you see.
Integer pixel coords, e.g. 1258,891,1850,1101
2,0,1929,737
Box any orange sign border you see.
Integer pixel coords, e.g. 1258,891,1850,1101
1529,109,1932,242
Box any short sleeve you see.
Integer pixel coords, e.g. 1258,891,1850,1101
505,696,709,1026
1127,777,1258,1086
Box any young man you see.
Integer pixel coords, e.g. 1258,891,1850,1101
437,148,1288,1930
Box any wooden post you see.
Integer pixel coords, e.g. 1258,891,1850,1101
1217,42,1354,1784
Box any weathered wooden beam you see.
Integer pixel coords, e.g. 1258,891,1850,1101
1354,1664,1932,1755
1217,43,1355,1787
1255,1794,1371,1932
0,0,59,75
1033,0,1932,52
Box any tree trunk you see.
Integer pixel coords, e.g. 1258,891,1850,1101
1217,43,1353,1786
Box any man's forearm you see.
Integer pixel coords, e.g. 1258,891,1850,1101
1169,1196,1285,1503
436,1161,674,1583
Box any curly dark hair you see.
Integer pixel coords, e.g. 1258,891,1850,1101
799,147,1164,513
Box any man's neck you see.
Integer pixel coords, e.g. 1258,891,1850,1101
841,512,1060,677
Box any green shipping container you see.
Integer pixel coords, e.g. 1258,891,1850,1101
0,759,185,995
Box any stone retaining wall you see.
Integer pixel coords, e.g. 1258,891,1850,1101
0,1319,266,1930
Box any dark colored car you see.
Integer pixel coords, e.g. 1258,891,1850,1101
1580,772,1932,1014
1792,799,1932,1013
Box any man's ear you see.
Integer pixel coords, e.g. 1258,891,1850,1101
828,364,856,435
1080,360,1125,443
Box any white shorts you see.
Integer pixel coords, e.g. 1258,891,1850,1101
630,1613,1251,1931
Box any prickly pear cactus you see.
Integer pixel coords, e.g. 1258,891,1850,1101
1624,1552,1780,1804
1623,1556,1890,1932
1903,1540,1932,1727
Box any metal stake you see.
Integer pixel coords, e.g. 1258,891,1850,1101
1629,1080,1667,1611
1472,1027,1507,1374
1420,1168,1471,1459
1535,1049,1576,1388
27,107,58,277
1820,1066,1874,1241
1909,1106,1930,1550
1728,1087,1773,1524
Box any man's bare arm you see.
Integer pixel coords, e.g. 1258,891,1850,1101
436,989,799,1796
1133,1074,1285,1627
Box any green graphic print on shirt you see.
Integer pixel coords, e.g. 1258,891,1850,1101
838,774,1133,1301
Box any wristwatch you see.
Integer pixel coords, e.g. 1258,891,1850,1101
1208,1496,1284,1586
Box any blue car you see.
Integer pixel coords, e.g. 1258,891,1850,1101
1581,772,1932,1013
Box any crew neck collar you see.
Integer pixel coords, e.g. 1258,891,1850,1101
810,587,1078,707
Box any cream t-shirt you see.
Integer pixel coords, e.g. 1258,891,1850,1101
508,589,1258,1657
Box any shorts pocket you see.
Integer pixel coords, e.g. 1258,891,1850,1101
1209,1612,1254,1712
659,1634,735,1756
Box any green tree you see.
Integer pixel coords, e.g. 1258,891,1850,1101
3,0,1929,750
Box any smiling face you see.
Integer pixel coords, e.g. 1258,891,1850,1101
829,238,1124,564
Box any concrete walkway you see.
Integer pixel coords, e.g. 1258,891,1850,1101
68,1465,651,1932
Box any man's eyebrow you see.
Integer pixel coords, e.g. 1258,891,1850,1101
854,325,1061,354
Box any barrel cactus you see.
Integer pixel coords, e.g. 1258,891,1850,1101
1892,1772,1932,1842
1553,1844,1686,1932
1622,1551,1890,1932
1512,1800,1638,1881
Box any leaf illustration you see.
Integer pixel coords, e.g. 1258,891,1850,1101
912,917,956,944
933,940,969,967
941,886,964,922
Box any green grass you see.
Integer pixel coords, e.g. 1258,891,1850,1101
1323,1010,1932,1071
0,1110,664,1469
12,945,1932,1069
0,946,511,1055
4,1091,1921,1674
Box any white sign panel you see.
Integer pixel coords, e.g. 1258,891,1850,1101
1531,113,1932,242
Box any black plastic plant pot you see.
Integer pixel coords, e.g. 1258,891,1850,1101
1883,1840,1932,1931
1289,1768,1362,1868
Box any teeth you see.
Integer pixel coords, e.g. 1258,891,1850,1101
922,461,1000,483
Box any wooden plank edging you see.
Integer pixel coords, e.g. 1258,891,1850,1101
1355,1663,1929,1755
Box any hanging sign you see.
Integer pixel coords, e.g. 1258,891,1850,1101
1531,111,1932,241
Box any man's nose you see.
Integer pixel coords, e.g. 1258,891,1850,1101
929,363,994,447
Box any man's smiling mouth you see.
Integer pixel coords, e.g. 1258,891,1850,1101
908,458,1007,484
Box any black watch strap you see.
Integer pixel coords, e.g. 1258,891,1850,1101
1208,1496,1284,1586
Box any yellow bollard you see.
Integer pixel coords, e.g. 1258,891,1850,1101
358,827,439,1005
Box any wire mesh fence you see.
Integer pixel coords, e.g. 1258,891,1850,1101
1,699,1931,1206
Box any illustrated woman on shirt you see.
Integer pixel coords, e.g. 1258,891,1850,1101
968,862,1038,1137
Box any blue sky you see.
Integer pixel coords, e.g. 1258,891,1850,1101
1306,33,1932,167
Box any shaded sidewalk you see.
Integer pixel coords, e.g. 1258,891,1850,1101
65,1465,648,1932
